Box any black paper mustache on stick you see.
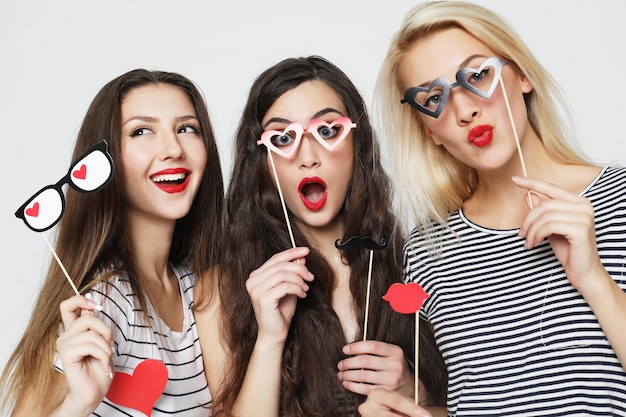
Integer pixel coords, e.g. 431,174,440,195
335,236,387,342
335,236,387,251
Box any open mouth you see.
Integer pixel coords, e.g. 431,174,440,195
151,172,188,185
298,176,328,211
151,170,191,193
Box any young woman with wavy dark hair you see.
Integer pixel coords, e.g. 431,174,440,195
195,55,446,417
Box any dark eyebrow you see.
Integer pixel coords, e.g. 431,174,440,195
122,115,198,126
416,54,489,88
262,117,291,129
262,107,345,129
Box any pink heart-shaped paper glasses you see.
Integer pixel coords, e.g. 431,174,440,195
257,117,356,159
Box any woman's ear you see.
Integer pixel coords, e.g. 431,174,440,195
424,125,442,146
519,73,533,94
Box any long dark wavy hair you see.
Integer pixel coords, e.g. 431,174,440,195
212,56,446,416
0,69,224,415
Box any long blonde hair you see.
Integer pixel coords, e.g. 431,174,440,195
374,0,592,235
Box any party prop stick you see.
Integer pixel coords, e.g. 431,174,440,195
363,250,373,341
383,282,430,405
267,150,297,249
43,234,79,296
335,237,387,340
499,78,534,209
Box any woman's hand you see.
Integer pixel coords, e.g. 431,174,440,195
337,340,414,398
246,247,314,347
514,175,626,368
358,388,433,417
513,176,605,293
56,294,113,416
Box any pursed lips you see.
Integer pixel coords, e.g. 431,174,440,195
468,124,493,147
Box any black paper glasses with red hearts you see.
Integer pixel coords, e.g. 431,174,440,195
257,117,356,159
15,141,114,232
401,56,508,118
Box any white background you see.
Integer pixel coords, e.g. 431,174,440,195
1,0,624,395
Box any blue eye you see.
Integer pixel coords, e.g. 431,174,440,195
424,94,442,108
469,68,489,84
270,132,296,147
317,125,339,140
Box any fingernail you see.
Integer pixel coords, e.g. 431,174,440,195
85,293,103,311
512,176,523,182
107,366,114,379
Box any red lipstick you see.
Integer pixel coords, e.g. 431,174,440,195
468,125,493,147
298,176,328,211
151,168,191,194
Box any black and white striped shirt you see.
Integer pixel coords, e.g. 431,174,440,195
404,166,626,416
88,265,212,416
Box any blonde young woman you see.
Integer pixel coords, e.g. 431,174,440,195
363,1,626,416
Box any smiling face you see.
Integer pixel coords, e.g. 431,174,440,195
261,80,354,234
120,83,207,225
398,27,533,172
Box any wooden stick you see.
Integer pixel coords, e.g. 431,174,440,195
267,150,297,249
362,249,374,341
498,78,533,209
42,234,79,296
415,311,419,404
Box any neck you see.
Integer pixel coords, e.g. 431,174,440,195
464,129,598,229
127,213,175,284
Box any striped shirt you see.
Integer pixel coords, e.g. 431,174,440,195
58,264,212,416
404,166,626,416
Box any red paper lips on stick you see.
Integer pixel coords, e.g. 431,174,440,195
383,282,429,314
383,282,429,406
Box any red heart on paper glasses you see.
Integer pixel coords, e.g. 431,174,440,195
105,359,168,417
258,117,356,159
72,164,87,180
25,202,40,217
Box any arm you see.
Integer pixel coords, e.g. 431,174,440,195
233,247,313,417
194,270,228,411
358,388,447,417
514,175,626,367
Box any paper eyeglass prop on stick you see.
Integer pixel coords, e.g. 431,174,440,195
15,140,114,295
335,236,387,341
15,142,171,416
401,56,533,207
384,282,430,405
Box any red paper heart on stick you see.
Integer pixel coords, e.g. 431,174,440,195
25,202,40,217
105,359,168,416
72,164,87,180
383,282,429,314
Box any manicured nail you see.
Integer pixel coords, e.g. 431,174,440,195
85,293,103,311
